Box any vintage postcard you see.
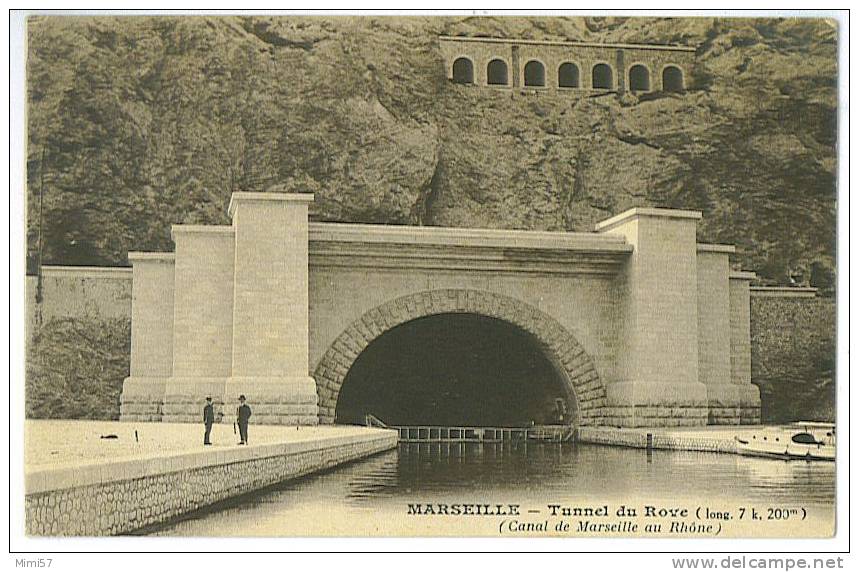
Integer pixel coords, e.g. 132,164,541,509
13,11,843,549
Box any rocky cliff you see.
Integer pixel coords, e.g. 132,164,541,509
26,15,838,287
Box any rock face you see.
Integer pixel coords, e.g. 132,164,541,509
26,16,837,286
750,296,835,423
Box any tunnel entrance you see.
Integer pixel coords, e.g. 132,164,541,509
334,313,575,427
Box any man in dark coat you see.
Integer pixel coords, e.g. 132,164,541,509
237,395,252,445
203,396,215,445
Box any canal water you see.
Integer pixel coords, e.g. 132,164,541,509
150,442,835,537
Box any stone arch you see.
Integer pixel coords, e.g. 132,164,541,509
592,62,614,89
487,58,509,86
523,59,546,87
312,289,607,426
558,62,580,88
628,64,651,92
662,65,684,92
452,57,474,84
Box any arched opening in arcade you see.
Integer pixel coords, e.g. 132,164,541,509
592,63,614,89
558,62,580,88
487,59,509,86
662,65,684,92
523,60,546,87
628,64,651,92
452,57,474,84
334,313,576,427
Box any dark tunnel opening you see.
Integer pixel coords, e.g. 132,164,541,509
334,313,575,427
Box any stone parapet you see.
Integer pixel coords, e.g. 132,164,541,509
750,286,818,298
309,222,631,276
594,206,702,233
40,265,133,277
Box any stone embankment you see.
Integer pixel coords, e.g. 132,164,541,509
25,421,397,536
577,425,759,454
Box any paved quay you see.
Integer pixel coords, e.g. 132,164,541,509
24,420,397,536
578,424,780,454
25,420,380,470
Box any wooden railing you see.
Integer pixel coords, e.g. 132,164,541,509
365,415,574,443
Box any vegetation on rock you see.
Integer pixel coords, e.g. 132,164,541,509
750,297,835,423
26,317,130,419
26,16,837,289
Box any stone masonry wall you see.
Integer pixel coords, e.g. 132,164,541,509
439,37,695,91
25,431,397,536
119,256,176,422
312,288,607,426
170,228,235,379
27,268,834,426
165,228,235,422
730,278,761,425
309,267,619,410
697,250,738,425
25,267,132,420
599,212,707,428
26,268,132,343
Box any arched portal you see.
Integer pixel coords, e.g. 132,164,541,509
335,313,572,426
452,57,474,84
662,65,684,92
523,60,546,87
313,289,607,426
629,64,651,92
487,59,509,85
558,62,580,88
592,63,614,89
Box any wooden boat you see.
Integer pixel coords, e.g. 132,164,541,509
735,422,835,461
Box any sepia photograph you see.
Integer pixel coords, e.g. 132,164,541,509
10,8,846,553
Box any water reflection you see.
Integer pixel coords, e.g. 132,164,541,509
341,443,836,505
150,442,834,536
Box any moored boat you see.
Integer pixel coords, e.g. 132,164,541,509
735,422,835,461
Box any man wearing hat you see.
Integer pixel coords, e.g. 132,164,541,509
236,395,252,445
202,396,215,446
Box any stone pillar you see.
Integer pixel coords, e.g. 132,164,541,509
730,271,762,424
616,49,625,93
163,226,236,423
119,253,175,422
511,45,521,88
596,208,708,427
697,245,743,425
227,193,319,425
